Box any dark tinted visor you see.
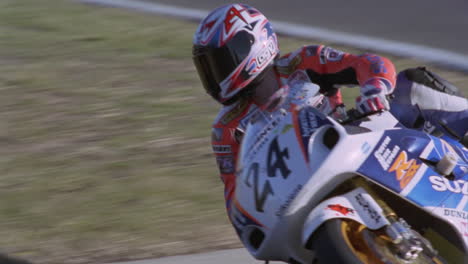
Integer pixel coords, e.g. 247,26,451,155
193,31,254,97
193,52,221,100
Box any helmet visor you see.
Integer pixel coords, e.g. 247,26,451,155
193,31,254,99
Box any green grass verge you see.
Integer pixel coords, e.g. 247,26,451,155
0,0,466,263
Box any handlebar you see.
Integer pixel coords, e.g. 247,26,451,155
339,108,385,125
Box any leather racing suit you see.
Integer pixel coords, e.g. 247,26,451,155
390,67,468,140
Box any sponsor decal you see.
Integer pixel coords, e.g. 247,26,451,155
247,110,287,159
216,155,235,174
281,124,294,134
362,54,388,74
305,45,319,57
211,127,223,142
295,107,333,162
298,108,320,137
361,142,372,155
221,100,249,125
374,136,400,170
238,105,259,130
275,185,302,217
444,209,468,220
319,47,344,64
388,151,421,189
430,176,468,195
355,193,382,224
326,204,355,216
213,145,232,154
255,38,277,69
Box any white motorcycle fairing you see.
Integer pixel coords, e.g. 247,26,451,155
231,73,468,263
233,102,395,261
301,187,390,246
234,102,468,263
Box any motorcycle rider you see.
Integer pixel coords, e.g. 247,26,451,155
192,3,468,228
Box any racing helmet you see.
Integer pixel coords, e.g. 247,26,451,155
192,4,279,105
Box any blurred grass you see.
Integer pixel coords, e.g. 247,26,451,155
0,0,467,264
0,1,231,263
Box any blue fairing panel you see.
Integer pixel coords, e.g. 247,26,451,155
358,129,468,209
358,129,431,192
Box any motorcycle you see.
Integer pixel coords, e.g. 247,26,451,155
231,83,468,263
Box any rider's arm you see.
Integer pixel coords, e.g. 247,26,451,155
211,125,238,216
278,45,397,113
211,100,256,222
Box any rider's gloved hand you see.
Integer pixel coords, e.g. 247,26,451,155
355,92,389,114
355,78,392,114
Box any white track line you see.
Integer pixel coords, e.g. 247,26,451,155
80,0,208,20
78,0,468,72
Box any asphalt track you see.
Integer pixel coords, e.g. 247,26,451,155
105,249,273,264
147,0,468,57
82,0,468,71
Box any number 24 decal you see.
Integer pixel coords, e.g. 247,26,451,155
245,137,291,212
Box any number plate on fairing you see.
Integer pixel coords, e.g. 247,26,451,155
235,107,332,230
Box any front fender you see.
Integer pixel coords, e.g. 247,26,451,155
301,187,389,247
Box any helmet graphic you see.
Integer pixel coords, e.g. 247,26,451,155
192,4,279,105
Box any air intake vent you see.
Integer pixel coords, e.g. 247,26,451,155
323,127,339,149
249,228,265,250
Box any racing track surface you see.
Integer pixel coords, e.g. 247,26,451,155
106,249,277,264
146,0,468,57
